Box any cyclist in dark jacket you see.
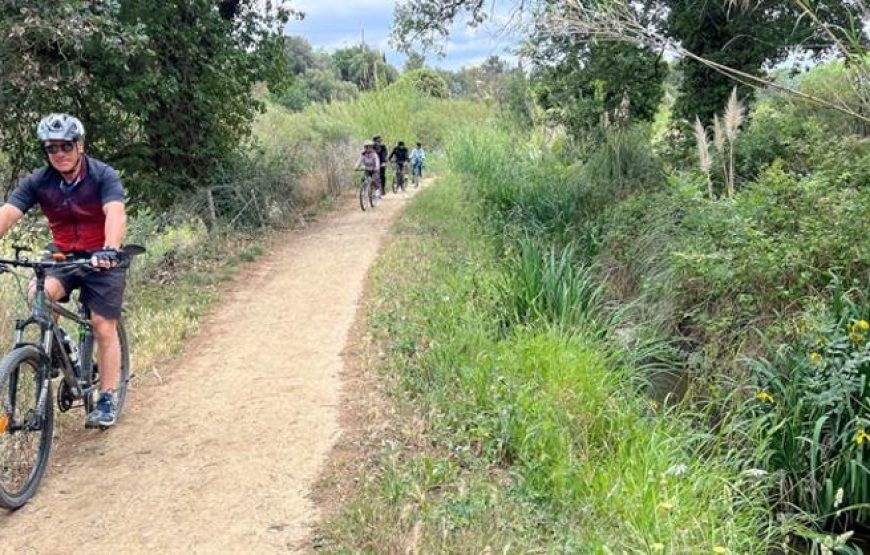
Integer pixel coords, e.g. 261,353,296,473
388,141,410,190
388,141,410,167
0,113,128,428
373,135,388,196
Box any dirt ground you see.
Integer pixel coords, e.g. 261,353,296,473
0,185,418,554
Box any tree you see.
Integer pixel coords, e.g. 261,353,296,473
400,69,450,98
404,51,426,72
0,0,292,206
115,0,291,205
332,46,398,91
393,0,502,52
283,35,318,75
551,0,868,123
533,40,666,137
481,55,508,76
0,1,147,189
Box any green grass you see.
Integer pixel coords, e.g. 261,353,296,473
321,176,773,553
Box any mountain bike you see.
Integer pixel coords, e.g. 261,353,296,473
392,162,407,193
358,170,377,211
411,162,422,188
0,244,144,509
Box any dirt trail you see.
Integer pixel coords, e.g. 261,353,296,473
0,186,418,554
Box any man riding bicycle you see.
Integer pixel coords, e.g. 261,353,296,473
372,136,388,196
0,113,128,428
388,141,410,191
410,142,426,180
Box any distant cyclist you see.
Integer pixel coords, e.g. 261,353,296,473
354,140,381,194
410,142,425,183
388,141,410,190
372,136,388,196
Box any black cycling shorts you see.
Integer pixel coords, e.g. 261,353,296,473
47,264,127,320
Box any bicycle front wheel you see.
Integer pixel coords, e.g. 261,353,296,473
84,318,131,419
359,179,369,212
0,345,53,510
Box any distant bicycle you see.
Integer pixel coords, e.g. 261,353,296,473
358,170,377,211
392,162,407,194
0,245,144,509
411,162,423,188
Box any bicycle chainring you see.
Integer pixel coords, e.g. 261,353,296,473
57,379,75,412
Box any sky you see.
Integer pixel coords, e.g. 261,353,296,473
285,0,522,71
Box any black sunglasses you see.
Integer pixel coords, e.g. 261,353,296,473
43,141,77,155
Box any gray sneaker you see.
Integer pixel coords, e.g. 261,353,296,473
86,391,117,428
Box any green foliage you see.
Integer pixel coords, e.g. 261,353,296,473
0,0,290,206
325,177,774,552
749,279,870,530
580,125,665,213
403,51,426,72
497,237,604,332
325,80,488,151
666,0,862,122
0,1,147,183
670,162,870,339
448,126,581,240
398,69,450,99
533,41,667,138
332,45,398,91
502,72,534,127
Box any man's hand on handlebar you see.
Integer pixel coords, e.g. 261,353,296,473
91,247,120,269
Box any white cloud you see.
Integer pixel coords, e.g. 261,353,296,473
293,0,396,17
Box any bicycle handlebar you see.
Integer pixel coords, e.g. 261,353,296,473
0,244,146,273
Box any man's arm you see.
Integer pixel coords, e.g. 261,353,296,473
102,201,126,249
0,204,25,240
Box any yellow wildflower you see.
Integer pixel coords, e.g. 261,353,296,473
713,547,728,554
859,320,870,331
856,429,870,445
809,352,823,365
756,391,774,403
657,501,673,510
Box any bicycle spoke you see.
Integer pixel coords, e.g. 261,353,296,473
0,357,46,501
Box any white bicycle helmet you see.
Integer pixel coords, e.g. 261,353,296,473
37,113,85,142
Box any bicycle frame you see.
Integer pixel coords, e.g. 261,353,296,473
4,257,95,403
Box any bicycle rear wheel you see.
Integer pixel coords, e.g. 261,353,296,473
0,345,53,510
84,318,131,419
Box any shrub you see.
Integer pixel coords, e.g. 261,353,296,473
399,69,451,99
497,237,604,332
579,125,665,216
749,277,870,530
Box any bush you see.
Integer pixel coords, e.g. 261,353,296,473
497,237,604,332
749,277,870,530
448,126,581,241
668,162,870,343
399,69,451,99
580,125,665,217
